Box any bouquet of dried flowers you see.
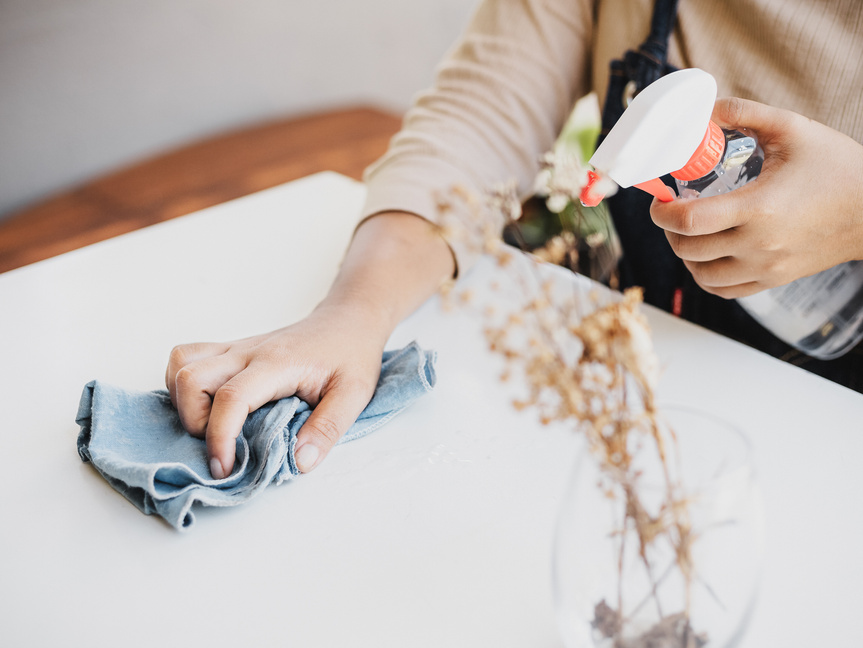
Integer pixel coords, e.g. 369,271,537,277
435,95,709,647
505,94,621,286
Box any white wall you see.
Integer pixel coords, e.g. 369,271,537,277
0,0,480,219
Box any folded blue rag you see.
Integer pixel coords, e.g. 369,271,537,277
77,342,436,530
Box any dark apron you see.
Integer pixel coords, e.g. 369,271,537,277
597,0,863,392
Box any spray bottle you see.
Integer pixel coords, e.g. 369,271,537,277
580,68,863,360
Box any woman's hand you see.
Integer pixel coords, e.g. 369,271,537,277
650,97,863,298
165,303,388,479
164,211,455,478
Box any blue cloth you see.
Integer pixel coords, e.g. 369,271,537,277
76,342,436,530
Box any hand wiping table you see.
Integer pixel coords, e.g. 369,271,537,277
76,342,436,530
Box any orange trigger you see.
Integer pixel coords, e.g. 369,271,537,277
634,178,676,202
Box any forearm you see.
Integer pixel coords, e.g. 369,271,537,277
361,0,594,275
315,211,455,339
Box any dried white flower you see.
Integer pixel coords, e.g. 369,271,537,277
487,180,522,222
575,288,660,392
585,231,607,248
534,149,620,215
546,193,570,214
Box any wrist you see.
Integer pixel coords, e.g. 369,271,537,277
313,289,397,346
319,210,454,333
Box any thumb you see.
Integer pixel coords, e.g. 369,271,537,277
711,97,794,138
293,383,373,473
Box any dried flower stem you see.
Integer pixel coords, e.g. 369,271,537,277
438,181,699,641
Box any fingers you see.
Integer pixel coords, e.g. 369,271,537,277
165,342,230,408
165,322,384,479
660,98,863,296
663,211,792,296
166,341,283,479
694,278,763,300
294,378,376,473
682,256,768,299
173,354,248,437
711,97,795,136
683,255,743,288
665,228,742,263
205,368,283,479
650,188,754,236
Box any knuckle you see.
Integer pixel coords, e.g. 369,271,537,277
761,257,781,275
689,258,728,289
722,97,746,126
213,382,247,408
737,283,762,298
782,110,808,137
754,192,778,222
692,268,712,288
762,257,790,286
685,259,706,283
755,234,780,254
696,280,718,295
677,235,704,262
174,365,199,392
169,344,192,367
692,274,717,295
665,231,682,254
756,247,785,272
691,269,726,297
710,286,736,299
308,415,342,447
678,208,697,235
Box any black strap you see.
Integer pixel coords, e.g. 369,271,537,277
622,0,680,101
597,0,682,315
597,0,680,142
641,0,680,64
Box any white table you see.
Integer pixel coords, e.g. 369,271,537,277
1,172,861,647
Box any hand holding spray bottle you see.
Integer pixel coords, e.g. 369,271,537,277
580,68,863,360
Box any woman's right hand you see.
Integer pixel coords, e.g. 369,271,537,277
651,98,863,298
165,210,456,479
165,301,390,478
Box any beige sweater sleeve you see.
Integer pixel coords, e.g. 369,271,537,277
361,0,595,274
363,0,863,275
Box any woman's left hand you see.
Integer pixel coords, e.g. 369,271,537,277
650,97,863,298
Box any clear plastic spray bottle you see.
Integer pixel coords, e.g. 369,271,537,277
580,68,863,360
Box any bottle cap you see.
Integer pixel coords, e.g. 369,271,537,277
671,119,725,181
582,68,718,204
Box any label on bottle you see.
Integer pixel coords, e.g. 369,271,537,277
739,261,863,348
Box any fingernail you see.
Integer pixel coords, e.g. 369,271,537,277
209,457,226,480
295,444,321,473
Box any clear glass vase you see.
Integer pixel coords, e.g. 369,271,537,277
552,406,764,648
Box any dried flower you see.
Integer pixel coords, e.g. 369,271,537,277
575,287,660,394
532,232,576,266
487,180,523,222
534,150,619,215
437,171,700,643
535,150,590,213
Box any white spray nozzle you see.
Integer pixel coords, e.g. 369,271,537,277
583,68,718,204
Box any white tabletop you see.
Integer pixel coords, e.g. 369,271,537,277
1,172,862,647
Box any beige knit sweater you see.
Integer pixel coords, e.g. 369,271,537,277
362,0,863,272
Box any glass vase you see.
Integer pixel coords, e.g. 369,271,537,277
552,406,764,648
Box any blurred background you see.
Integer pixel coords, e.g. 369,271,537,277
0,0,480,221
